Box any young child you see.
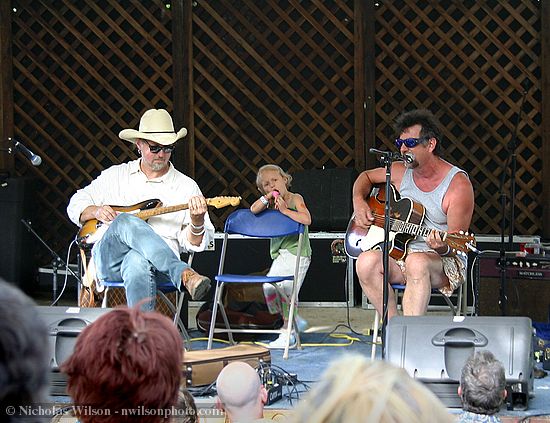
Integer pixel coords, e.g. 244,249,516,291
250,164,312,348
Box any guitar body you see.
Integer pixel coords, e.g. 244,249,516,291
76,199,162,249
344,186,425,260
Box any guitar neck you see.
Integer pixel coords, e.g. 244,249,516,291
392,219,446,240
136,203,189,220
134,197,230,220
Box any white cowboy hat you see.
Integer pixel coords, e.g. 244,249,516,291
119,109,187,145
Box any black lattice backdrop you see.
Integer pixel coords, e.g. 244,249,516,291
7,0,544,275
191,0,356,214
373,0,542,236
11,0,175,265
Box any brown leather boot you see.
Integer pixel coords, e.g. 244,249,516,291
181,268,211,300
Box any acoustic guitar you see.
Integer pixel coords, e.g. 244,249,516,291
76,196,241,249
344,185,475,260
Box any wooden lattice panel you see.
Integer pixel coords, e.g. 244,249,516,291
373,0,542,236
11,0,175,263
191,0,357,215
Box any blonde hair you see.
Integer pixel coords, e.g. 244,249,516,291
255,164,293,193
289,355,454,423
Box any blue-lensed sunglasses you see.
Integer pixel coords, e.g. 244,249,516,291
394,137,428,148
144,139,176,154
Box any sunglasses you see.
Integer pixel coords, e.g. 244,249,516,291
394,137,428,148
143,140,176,154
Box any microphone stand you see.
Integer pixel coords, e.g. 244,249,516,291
369,148,398,358
20,219,80,304
497,79,530,316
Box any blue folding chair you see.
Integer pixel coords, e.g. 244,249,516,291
206,209,305,359
99,252,194,347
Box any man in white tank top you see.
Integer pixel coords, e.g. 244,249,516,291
351,109,474,318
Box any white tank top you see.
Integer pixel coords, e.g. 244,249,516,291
399,164,468,266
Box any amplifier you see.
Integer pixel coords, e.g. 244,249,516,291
476,253,550,280
474,253,550,320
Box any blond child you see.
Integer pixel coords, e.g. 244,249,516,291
250,164,312,348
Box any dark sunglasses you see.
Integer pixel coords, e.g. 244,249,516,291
143,140,176,154
394,137,428,148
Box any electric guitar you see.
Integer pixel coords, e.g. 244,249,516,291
76,196,241,249
344,185,475,259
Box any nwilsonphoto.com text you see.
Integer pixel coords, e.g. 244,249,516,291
5,404,225,419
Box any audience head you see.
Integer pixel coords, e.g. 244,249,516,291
459,350,506,415
0,279,49,419
62,305,183,423
177,389,198,423
216,361,267,421
289,354,454,423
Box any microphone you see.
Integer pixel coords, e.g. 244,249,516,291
369,148,415,164
12,139,42,166
402,152,415,164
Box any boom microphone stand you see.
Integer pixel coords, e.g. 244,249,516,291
497,78,530,316
20,219,80,304
369,148,401,358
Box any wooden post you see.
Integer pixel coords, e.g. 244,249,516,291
0,0,14,175
172,0,195,177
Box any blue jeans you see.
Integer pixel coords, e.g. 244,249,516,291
92,214,189,311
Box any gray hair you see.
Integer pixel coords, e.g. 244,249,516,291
460,350,506,415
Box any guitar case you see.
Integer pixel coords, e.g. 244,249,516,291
182,344,271,387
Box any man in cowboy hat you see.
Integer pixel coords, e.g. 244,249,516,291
67,108,213,310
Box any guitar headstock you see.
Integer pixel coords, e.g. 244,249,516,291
207,196,242,209
447,231,476,256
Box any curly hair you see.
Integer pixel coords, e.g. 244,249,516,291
460,350,506,415
393,109,443,156
62,306,183,423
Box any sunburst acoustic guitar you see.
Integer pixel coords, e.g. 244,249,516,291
344,185,475,260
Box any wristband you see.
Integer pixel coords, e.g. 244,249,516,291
440,245,451,256
190,226,206,236
190,222,205,230
259,196,269,206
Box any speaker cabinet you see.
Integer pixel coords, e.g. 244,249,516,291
292,168,356,231
478,277,550,322
37,306,113,395
386,316,534,410
0,178,36,289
